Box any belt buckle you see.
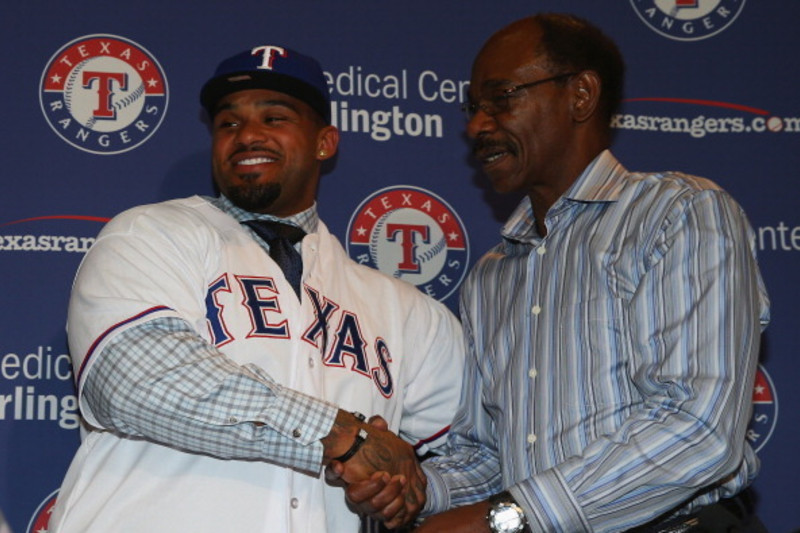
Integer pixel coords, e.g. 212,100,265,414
657,516,700,533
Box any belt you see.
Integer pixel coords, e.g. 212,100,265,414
627,492,764,533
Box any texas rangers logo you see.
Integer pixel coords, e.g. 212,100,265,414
26,489,58,533
40,34,168,154
630,0,746,41
347,186,469,302
747,364,778,453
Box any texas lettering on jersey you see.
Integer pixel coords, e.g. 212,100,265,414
205,276,394,397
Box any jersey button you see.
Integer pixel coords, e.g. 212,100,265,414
290,498,299,509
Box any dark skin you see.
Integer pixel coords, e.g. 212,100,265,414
467,19,607,237
210,88,338,216
326,415,426,528
323,411,425,521
337,17,609,531
212,88,426,516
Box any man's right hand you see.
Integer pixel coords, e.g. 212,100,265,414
323,412,426,528
342,470,413,528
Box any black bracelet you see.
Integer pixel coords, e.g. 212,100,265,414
333,428,368,463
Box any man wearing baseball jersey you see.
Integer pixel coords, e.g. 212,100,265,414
48,43,463,533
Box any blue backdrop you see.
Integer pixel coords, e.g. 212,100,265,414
2,2,798,531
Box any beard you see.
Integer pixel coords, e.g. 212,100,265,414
225,180,282,213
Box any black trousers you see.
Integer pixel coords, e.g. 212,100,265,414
628,491,769,533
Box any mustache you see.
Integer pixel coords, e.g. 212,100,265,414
230,143,280,159
472,138,516,158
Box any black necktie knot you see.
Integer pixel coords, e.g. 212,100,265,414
243,219,306,298
243,219,306,245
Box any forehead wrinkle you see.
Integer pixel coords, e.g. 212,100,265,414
468,78,509,103
471,50,552,94
254,99,300,113
470,64,548,99
216,97,300,115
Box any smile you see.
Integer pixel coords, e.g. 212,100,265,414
473,138,515,167
483,151,507,164
236,156,276,166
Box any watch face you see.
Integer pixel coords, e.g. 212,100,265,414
489,503,524,533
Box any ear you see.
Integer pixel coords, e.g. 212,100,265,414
316,125,340,161
571,71,601,123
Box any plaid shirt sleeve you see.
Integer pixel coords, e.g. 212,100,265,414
82,316,338,475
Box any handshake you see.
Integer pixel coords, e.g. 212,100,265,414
322,409,427,529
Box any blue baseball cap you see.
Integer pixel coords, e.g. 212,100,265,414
200,44,330,122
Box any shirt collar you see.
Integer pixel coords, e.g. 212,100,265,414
562,149,628,203
209,194,319,234
501,150,627,242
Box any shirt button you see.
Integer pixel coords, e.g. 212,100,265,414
531,305,542,315
308,357,315,368
527,433,537,444
528,368,537,379
290,498,299,509
292,429,301,438
537,246,546,256
228,416,239,424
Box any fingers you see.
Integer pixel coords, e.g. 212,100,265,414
345,472,394,502
406,468,426,514
327,417,428,528
324,459,346,487
367,415,390,431
344,472,409,525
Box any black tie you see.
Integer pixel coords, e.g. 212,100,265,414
243,219,306,298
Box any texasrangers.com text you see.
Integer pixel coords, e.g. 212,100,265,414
611,113,800,138
0,233,95,253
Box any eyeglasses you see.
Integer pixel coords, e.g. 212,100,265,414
461,72,577,120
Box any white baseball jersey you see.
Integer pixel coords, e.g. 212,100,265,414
50,195,464,533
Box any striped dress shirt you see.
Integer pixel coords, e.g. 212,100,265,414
422,150,769,532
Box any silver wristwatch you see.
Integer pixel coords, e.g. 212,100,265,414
486,491,529,533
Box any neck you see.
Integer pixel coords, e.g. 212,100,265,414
526,143,607,237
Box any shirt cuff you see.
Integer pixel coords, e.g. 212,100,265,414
420,461,451,516
511,468,590,533
261,384,339,446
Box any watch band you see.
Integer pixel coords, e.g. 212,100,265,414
332,428,368,463
331,412,368,463
488,491,515,505
487,491,531,533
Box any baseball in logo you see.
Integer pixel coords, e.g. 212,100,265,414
747,364,778,453
26,490,58,533
630,0,746,41
39,34,168,154
347,186,468,302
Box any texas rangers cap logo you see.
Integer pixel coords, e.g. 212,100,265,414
347,186,469,302
40,34,168,155
630,0,746,41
